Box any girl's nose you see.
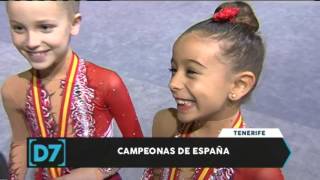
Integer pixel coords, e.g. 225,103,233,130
169,73,184,93
25,31,41,50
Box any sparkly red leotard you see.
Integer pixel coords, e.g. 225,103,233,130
6,55,143,180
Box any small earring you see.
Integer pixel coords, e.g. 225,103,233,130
230,93,236,99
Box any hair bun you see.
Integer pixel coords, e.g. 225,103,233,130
212,7,240,22
214,1,259,32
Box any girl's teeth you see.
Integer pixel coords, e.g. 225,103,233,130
31,52,44,56
177,100,184,105
177,100,192,105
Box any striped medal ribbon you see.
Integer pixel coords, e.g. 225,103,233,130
168,111,244,180
31,52,79,178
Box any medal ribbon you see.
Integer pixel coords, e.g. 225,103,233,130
168,111,244,180
31,52,79,178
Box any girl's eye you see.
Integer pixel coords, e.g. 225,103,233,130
186,68,200,79
40,24,55,33
11,25,25,34
186,69,197,74
168,68,177,74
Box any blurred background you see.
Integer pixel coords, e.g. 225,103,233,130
0,1,319,179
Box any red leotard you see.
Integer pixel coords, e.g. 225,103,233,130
5,57,143,180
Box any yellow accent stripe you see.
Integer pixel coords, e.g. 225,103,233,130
196,113,243,179
57,167,61,177
49,167,58,178
32,74,47,137
53,54,78,177
32,53,79,178
169,113,244,179
169,168,176,180
59,55,78,137
198,168,210,180
233,114,242,128
33,73,62,178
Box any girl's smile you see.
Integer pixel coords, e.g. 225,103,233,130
175,98,196,113
169,32,234,123
26,49,50,63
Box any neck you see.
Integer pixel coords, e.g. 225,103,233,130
37,48,73,81
191,106,240,138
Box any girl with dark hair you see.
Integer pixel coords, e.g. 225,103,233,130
142,1,284,180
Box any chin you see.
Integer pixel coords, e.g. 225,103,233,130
177,113,196,124
29,62,52,71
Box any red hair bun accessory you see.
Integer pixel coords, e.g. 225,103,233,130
212,7,240,22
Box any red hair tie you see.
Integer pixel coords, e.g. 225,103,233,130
212,7,240,22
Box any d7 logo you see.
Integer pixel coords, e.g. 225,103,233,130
28,138,66,167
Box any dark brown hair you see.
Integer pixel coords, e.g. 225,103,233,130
180,1,264,101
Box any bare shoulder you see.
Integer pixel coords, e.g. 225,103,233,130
1,70,31,109
152,108,180,137
1,75,20,99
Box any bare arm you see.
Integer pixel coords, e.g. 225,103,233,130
152,108,179,137
145,108,179,179
1,77,30,180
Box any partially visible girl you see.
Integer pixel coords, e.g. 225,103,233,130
142,1,284,180
2,1,143,180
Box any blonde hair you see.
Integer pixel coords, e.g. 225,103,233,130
61,1,80,15
6,1,80,16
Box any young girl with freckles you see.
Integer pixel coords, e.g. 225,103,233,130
2,1,143,180
143,1,284,180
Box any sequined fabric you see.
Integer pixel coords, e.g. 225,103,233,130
24,58,143,179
